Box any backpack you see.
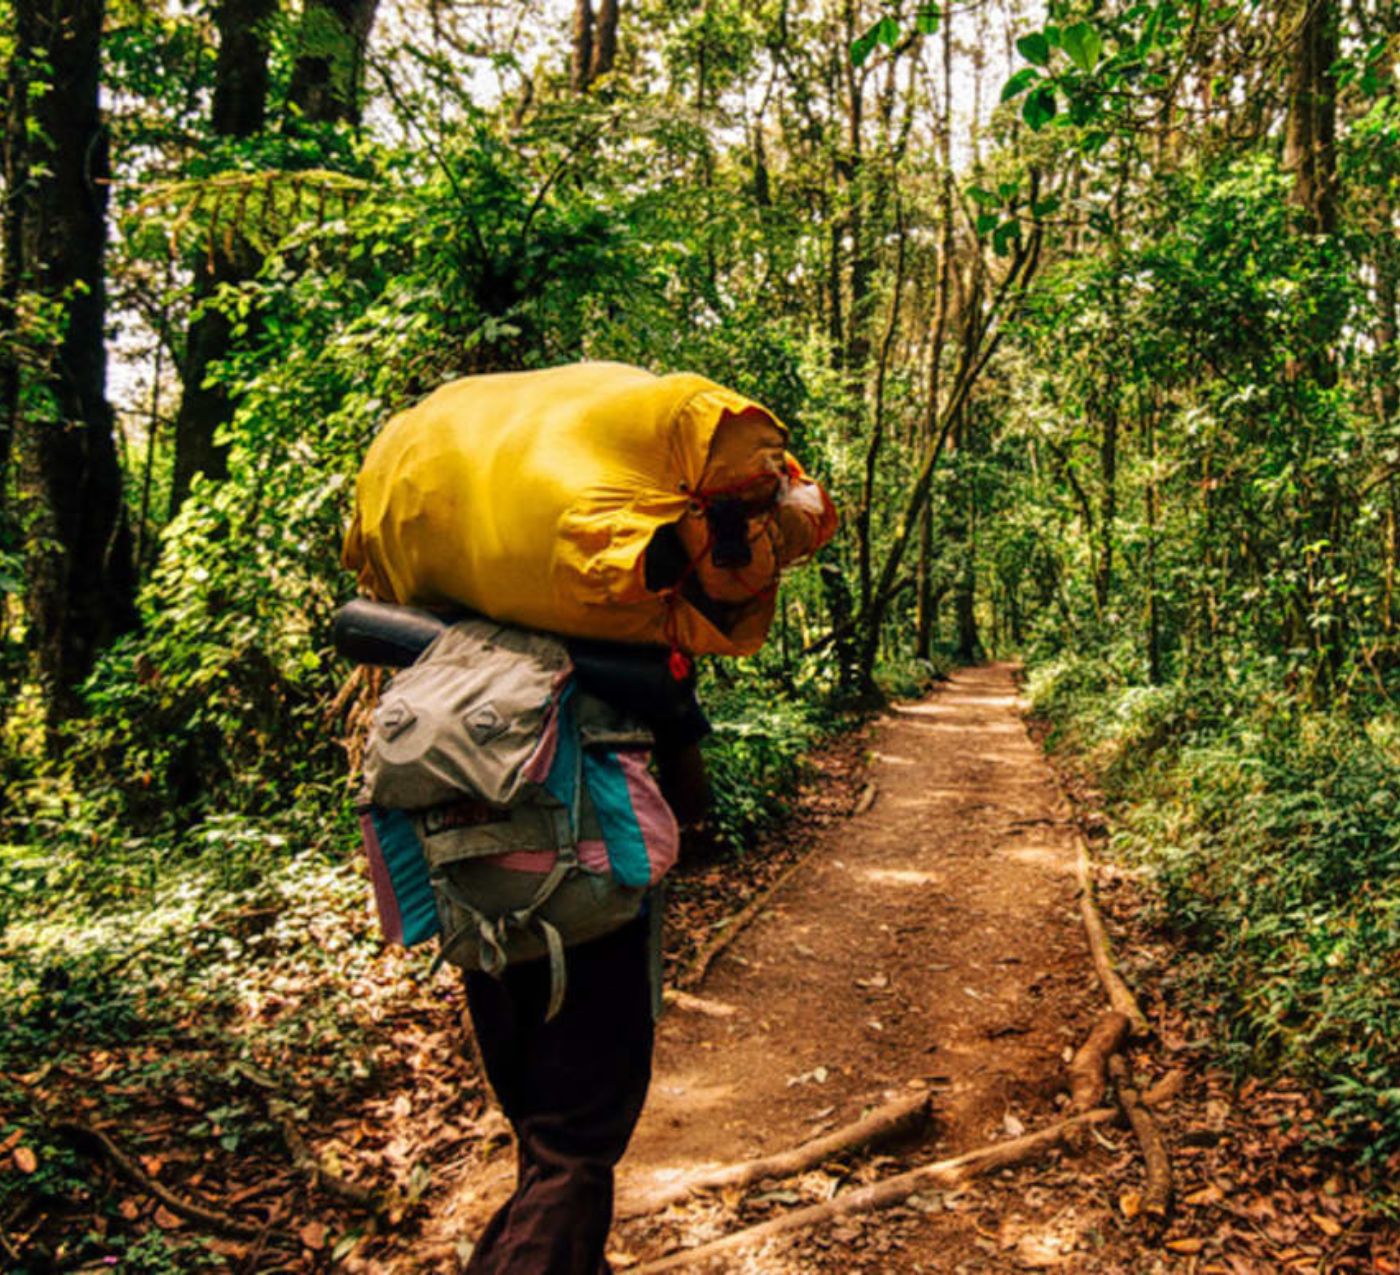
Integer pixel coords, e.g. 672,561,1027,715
356,618,679,1017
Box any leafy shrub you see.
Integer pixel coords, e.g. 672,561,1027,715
1031,650,1400,1160
700,672,826,850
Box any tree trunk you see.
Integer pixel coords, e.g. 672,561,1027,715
1094,394,1118,614
571,0,595,93
14,0,138,720
1282,0,1337,236
0,42,26,510
1145,406,1163,684
287,0,381,125
588,0,619,83
169,0,277,513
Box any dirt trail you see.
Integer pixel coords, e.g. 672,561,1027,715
616,663,1115,1271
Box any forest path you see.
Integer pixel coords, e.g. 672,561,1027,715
614,663,1118,1272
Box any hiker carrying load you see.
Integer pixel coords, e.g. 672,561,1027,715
338,361,836,1275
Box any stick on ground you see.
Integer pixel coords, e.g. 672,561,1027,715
632,1107,1118,1273
678,838,827,992
618,1091,931,1220
279,1117,384,1213
57,1122,276,1243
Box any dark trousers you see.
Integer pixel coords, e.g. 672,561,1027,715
463,913,654,1274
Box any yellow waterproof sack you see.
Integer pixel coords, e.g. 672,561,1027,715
343,361,836,656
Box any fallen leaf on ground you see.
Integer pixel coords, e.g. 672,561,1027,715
300,1220,328,1250
1184,1184,1225,1206
1166,1237,1205,1254
1119,1189,1142,1219
13,1146,37,1174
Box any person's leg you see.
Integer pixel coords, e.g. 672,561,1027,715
463,913,654,1275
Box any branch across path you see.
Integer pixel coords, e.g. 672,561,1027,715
615,664,1137,1271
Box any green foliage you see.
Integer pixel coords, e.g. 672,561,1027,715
1031,653,1400,1158
700,669,828,849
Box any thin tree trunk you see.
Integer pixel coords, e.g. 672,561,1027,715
856,200,907,614
1283,0,1338,235
169,0,277,513
1145,405,1162,684
571,0,594,93
287,0,381,125
0,43,25,509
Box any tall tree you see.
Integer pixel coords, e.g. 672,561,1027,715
171,0,380,513
571,0,619,93
169,0,277,511
13,0,137,717
1282,0,1338,234
287,0,380,125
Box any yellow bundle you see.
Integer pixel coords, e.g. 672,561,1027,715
342,361,836,656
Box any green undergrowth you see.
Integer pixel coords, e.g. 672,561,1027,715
1028,651,1400,1168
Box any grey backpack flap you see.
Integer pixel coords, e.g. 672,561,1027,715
362,619,572,810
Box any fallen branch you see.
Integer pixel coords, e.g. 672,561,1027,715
852,782,878,817
1068,1011,1130,1113
1110,1056,1173,1225
56,1122,276,1243
278,1117,384,1213
678,838,826,992
1071,825,1150,1036
618,1091,931,1220
632,1107,1117,1272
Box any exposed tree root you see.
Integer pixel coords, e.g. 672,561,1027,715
617,1091,931,1220
1110,1056,1173,1224
632,1107,1117,1272
1142,1069,1186,1109
56,1122,278,1243
1069,1011,1130,1113
678,838,828,992
662,989,738,1018
1070,820,1150,1036
852,781,878,816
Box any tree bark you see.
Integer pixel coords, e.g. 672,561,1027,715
0,40,27,509
169,0,277,513
571,0,595,93
1282,0,1338,235
588,0,618,83
14,0,138,720
287,0,381,126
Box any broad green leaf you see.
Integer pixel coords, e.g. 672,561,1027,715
1062,23,1103,73
876,16,901,47
968,186,1000,207
998,180,1019,200
1001,67,1041,101
992,219,1022,257
850,29,879,66
975,212,999,235
1016,32,1051,66
1031,195,1062,218
1022,85,1057,130
915,4,941,35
